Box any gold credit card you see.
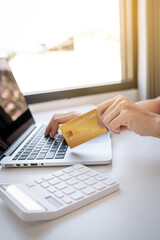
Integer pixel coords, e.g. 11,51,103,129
59,109,107,148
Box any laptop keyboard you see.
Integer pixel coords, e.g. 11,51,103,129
13,125,68,161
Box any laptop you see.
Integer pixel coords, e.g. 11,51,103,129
0,58,112,167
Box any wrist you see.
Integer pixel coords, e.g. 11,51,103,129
153,115,160,138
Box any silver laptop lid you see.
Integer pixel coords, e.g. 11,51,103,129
0,58,35,158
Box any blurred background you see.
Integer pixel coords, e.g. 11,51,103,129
0,0,159,108
0,0,121,94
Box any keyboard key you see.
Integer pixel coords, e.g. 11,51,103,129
77,175,89,181
103,179,117,186
54,191,64,198
63,167,74,174
50,146,58,150
53,171,64,177
41,182,49,188
55,155,65,159
13,155,19,160
74,182,86,190
27,155,37,160
18,156,27,160
37,153,47,159
46,152,56,159
56,182,67,190
87,171,99,177
49,149,57,152
93,182,106,190
66,179,78,186
59,174,71,181
71,192,84,200
49,178,60,185
73,164,83,170
63,187,75,195
78,168,90,174
47,186,56,193
35,178,43,184
95,175,108,181
82,187,95,195
21,153,28,157
62,196,72,204
85,179,97,186
70,170,84,177
32,150,39,154
57,150,66,153
40,150,48,153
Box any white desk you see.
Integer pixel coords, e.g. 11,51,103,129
0,106,160,240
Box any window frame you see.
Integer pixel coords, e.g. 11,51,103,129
24,0,137,105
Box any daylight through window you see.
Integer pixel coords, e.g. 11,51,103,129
0,0,122,95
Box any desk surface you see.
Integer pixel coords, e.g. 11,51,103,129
0,106,160,240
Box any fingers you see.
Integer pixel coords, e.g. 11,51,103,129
96,96,131,134
108,113,125,133
97,95,129,117
45,113,62,137
96,99,115,129
45,111,81,138
96,96,125,128
96,96,117,116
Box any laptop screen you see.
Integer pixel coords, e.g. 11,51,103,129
0,58,34,157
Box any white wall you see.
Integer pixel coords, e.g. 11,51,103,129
29,89,138,113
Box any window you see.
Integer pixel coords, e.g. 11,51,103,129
0,0,137,103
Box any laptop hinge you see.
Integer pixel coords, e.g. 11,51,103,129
2,124,36,157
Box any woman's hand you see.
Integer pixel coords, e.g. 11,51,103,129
96,95,160,137
45,111,81,138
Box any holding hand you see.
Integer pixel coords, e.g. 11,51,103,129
96,95,160,137
45,95,160,138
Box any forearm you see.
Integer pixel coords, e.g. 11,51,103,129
136,97,160,114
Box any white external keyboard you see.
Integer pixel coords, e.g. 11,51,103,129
0,164,119,222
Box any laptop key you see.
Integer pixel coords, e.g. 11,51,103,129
37,153,47,159
21,153,29,156
55,154,65,159
18,156,27,160
46,152,56,159
57,150,67,154
13,155,19,160
27,154,38,160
